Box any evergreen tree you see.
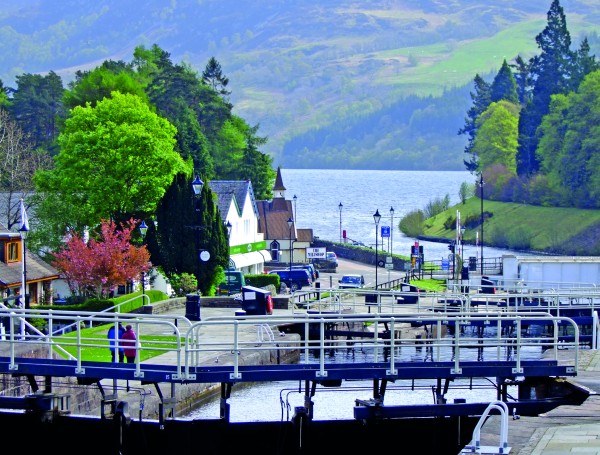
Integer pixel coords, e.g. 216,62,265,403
510,55,531,105
516,0,575,177
202,57,231,98
149,173,229,295
10,71,66,155
490,60,519,104
458,74,491,172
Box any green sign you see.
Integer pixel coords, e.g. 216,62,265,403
229,240,267,255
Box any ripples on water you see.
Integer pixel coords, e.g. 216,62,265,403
281,169,531,260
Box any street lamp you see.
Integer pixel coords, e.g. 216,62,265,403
460,225,466,259
479,174,484,274
390,206,394,257
139,220,148,303
373,209,381,293
293,195,298,223
191,175,205,293
225,220,232,288
287,217,294,280
19,223,29,309
338,202,343,244
19,204,29,338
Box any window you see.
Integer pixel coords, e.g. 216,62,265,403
270,241,280,262
5,241,21,263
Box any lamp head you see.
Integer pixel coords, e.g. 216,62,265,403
373,209,381,225
390,206,394,215
287,217,294,230
139,220,148,239
19,223,29,239
339,202,343,211
226,220,232,236
192,175,205,195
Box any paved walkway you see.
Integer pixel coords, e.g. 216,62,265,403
476,348,600,454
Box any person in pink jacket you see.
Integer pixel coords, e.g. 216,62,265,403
121,324,137,363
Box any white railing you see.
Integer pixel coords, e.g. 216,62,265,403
0,307,580,382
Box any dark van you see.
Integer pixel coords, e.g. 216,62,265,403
268,269,312,292
292,263,319,281
217,270,246,295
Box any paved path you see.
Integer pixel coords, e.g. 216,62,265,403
474,349,600,455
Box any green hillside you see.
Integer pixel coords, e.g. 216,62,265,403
2,1,600,169
423,199,600,255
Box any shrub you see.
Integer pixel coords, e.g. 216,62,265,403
399,209,425,237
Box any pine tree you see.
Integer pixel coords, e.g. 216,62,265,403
458,74,491,172
202,57,231,98
490,60,519,104
516,0,575,177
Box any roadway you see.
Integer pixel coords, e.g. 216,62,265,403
314,257,409,289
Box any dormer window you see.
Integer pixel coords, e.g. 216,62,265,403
3,240,21,263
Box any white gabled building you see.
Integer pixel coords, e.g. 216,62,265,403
208,180,271,275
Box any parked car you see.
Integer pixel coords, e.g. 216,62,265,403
338,274,365,289
217,270,246,295
268,269,312,292
292,263,319,281
326,251,338,267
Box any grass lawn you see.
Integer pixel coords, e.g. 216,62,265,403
55,323,183,362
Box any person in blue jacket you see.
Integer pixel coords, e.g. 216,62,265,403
107,322,125,362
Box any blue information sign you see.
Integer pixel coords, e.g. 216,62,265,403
381,226,390,237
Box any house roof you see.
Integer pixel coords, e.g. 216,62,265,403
0,250,60,288
208,180,259,220
0,222,61,289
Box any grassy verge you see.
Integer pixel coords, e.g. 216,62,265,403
422,198,600,254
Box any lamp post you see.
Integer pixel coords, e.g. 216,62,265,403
293,195,298,223
460,225,466,260
139,220,148,303
338,202,343,243
19,206,29,338
19,223,29,309
373,209,381,293
192,174,205,293
226,220,232,288
390,206,394,257
287,217,294,281
479,174,484,274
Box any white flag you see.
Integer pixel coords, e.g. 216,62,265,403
20,199,29,232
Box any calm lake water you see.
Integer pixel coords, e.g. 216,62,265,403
281,168,526,261
186,170,530,422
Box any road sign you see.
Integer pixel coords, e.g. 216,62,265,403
381,226,390,237
306,247,326,259
385,262,393,270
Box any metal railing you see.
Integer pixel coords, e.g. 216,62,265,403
0,306,579,384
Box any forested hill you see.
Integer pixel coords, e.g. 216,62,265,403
2,0,600,170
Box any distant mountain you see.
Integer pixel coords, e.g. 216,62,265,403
2,0,600,170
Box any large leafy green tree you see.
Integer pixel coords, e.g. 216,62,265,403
63,60,148,109
472,100,519,174
33,91,187,251
537,70,600,208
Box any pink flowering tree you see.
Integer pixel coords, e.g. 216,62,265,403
52,218,151,298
